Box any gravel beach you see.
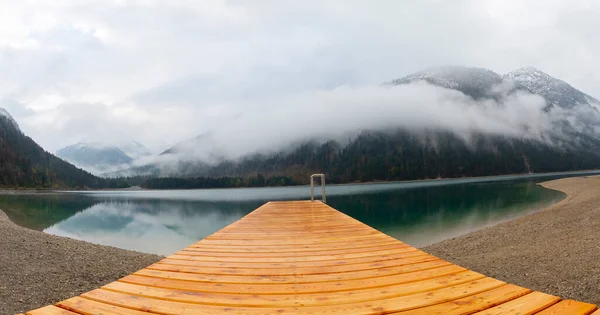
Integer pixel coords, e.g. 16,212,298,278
424,175,600,304
0,210,162,314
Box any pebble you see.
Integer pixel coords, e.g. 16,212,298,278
0,208,162,314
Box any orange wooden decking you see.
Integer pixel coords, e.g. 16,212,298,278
24,201,597,315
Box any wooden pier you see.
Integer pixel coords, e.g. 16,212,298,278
24,201,598,314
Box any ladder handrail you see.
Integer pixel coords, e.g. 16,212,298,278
310,174,326,203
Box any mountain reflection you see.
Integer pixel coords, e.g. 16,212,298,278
0,172,584,256
45,199,258,255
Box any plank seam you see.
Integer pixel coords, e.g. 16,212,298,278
118,269,471,295
100,273,487,308
132,261,455,285
157,252,428,268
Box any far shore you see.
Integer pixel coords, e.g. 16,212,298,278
329,168,600,187
424,175,600,304
2,168,600,193
0,188,60,194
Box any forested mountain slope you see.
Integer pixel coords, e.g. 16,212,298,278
0,110,125,188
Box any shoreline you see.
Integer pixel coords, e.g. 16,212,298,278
0,208,163,314
2,168,600,193
423,175,600,304
125,168,600,190
331,167,600,187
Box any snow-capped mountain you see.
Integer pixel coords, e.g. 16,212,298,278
504,67,600,110
57,142,134,174
0,107,20,131
390,66,531,100
503,67,600,136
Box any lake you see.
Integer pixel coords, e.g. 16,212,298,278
1,171,598,256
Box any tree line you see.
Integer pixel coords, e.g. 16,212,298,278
138,129,600,189
140,174,296,189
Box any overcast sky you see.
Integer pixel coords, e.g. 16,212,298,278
1,0,599,154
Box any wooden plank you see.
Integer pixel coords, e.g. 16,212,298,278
189,237,400,247
146,254,440,276
471,291,561,315
120,264,466,294
210,234,384,240
217,224,371,231
243,221,362,228
226,216,360,223
103,271,485,307
187,239,407,249
78,289,264,314
204,234,392,242
58,297,158,315
25,305,80,315
535,299,598,315
229,215,352,220
79,277,505,314
181,242,411,255
159,250,427,269
134,259,452,284
392,284,531,314
171,245,419,262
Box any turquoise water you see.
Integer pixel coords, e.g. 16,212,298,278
2,171,597,255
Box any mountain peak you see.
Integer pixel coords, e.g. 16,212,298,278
73,141,115,150
392,66,502,85
57,142,134,174
391,66,517,100
505,66,557,82
513,65,544,73
504,67,599,109
118,140,152,159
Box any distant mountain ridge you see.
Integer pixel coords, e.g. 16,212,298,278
57,142,133,172
118,140,152,159
56,140,152,175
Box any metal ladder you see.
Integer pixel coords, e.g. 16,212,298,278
310,174,326,203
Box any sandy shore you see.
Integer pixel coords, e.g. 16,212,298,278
0,210,162,314
424,175,600,304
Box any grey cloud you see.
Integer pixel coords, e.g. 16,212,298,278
1,0,600,154
132,59,360,108
130,82,552,168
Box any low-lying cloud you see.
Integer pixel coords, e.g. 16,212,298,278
131,81,558,169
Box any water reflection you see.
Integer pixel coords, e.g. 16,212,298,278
327,181,564,247
1,172,589,256
45,200,260,255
